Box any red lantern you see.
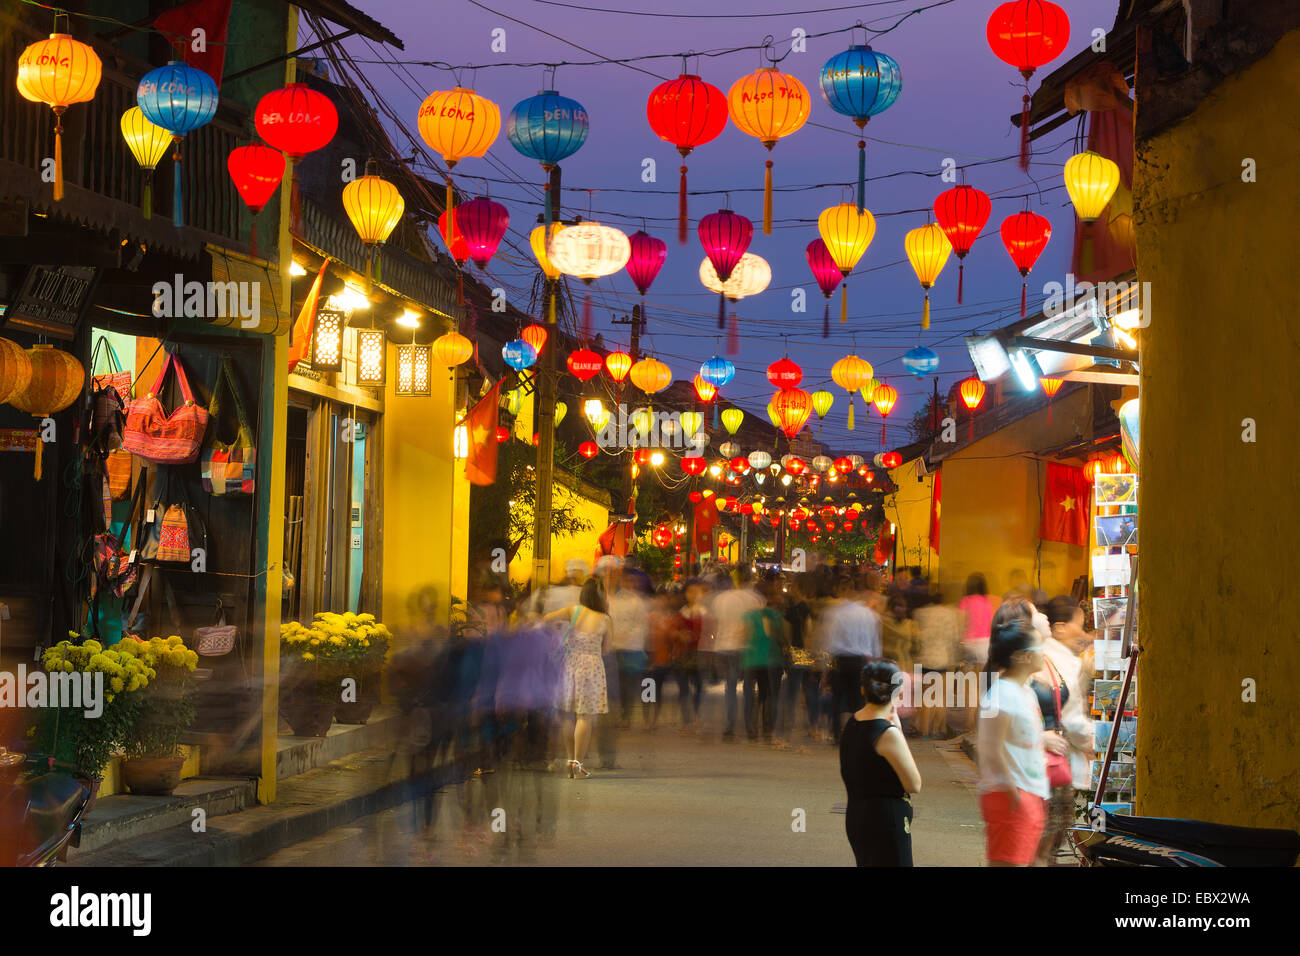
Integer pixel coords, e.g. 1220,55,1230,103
873,382,898,444
770,516,781,528
699,209,753,329
647,74,729,242
739,502,754,515
495,426,510,443
833,457,853,473
1083,456,1101,484
653,523,674,548
579,440,598,459
567,348,603,381
729,456,749,474
844,521,855,531
693,374,717,403
254,84,338,160
682,455,707,476
227,144,284,214
767,357,802,389
880,451,902,469
987,2,1070,171
689,490,703,502
456,197,510,269
724,497,739,512
959,375,986,440
772,387,813,439
438,209,470,264
521,324,547,357
1040,376,1063,424
785,457,807,475
806,238,843,338
933,185,991,304
1000,211,1052,317
751,514,762,525
1102,450,1128,475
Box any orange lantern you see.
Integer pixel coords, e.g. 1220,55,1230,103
521,323,547,357
1040,376,1063,424
727,67,810,234
0,337,34,405
417,86,500,246
9,344,84,479
1083,456,1102,484
872,381,898,444
1102,450,1128,475
630,356,672,395
693,374,717,403
960,376,985,439
605,350,633,384
772,386,813,439
831,354,873,431
18,33,103,201
431,330,473,368
342,161,404,289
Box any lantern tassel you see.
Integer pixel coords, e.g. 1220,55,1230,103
847,396,855,432
547,287,555,324
857,140,866,214
290,162,301,233
822,299,830,339
717,293,725,330
374,247,383,285
957,262,964,305
250,219,258,260
678,165,689,245
52,109,65,202
446,175,457,243
881,422,887,445
1020,279,1027,318
762,159,773,236
172,140,184,229
457,270,465,307
582,292,593,342
141,170,152,220
922,291,931,330
1019,93,1031,174
33,440,43,481
364,247,373,293
726,313,738,357
840,284,848,324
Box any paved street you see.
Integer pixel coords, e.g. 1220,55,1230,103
256,688,985,866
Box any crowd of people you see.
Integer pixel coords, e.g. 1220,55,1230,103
387,555,1097,867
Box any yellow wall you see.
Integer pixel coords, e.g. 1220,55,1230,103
883,462,935,579
936,388,1091,602
510,473,611,587
1134,29,1300,829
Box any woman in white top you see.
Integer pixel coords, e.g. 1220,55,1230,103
546,577,611,778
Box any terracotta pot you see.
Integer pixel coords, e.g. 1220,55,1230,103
122,756,185,796
283,697,335,737
334,672,380,725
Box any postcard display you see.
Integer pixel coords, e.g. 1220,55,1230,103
1089,473,1137,814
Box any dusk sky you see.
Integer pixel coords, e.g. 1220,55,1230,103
314,0,1120,454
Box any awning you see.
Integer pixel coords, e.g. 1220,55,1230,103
207,245,290,335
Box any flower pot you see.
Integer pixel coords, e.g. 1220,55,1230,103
122,756,185,796
282,696,336,737
334,672,380,725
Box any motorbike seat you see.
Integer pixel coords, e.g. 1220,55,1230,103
1103,811,1300,866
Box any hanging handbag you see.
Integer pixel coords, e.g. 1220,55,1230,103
90,469,148,600
194,599,237,657
105,448,133,500
155,471,206,565
90,335,132,410
121,350,210,464
1043,656,1074,788
201,355,256,496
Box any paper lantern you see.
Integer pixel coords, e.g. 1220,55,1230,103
417,86,501,247
121,107,173,219
782,456,807,475
549,222,631,282
806,238,843,338
137,61,217,227
494,426,510,444
529,222,564,278
227,143,285,255
811,389,834,419
933,185,992,304
343,162,404,288
727,68,810,234
10,345,83,480
904,223,952,329
520,324,548,358
0,338,34,404
818,203,876,324
432,331,473,368
987,1,1070,170
647,74,729,241
699,253,771,302
872,381,898,444
860,378,880,405
507,89,588,169
693,375,717,403
819,45,902,211
1000,211,1052,317
698,210,754,329
630,356,672,395
1102,450,1128,475
18,34,102,202
456,197,509,270
832,354,873,431
748,450,772,471
772,387,813,439
579,441,599,459
567,348,603,381
502,339,537,371
255,83,337,161
767,358,802,389
682,454,707,476
1040,376,1063,424
960,375,985,440
902,346,939,377
506,389,523,416
729,456,750,474
1064,150,1121,223
765,399,781,427
627,230,667,331
720,408,744,434
554,401,567,427
1083,456,1102,484
680,412,704,437
719,442,740,460
605,350,633,383
699,356,735,388
441,209,472,267
878,451,902,469
812,455,833,473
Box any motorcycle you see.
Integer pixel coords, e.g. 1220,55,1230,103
1070,809,1300,867
0,746,92,867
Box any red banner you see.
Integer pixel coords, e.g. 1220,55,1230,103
873,521,895,566
287,261,327,374
464,380,502,486
693,498,719,558
929,467,942,553
153,0,235,89
1040,461,1090,546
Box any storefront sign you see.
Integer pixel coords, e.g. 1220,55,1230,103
0,430,39,453
2,265,99,339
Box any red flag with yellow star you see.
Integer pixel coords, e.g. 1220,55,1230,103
464,379,502,486
1040,462,1090,546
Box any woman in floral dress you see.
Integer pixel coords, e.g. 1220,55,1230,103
547,577,610,778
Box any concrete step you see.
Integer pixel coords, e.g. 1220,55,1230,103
275,706,402,782
71,777,257,858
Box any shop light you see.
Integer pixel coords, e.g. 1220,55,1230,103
780,474,792,486
356,329,386,386
397,309,421,328
334,286,370,313
395,343,432,397
289,260,308,277
709,464,723,478
1113,327,1137,350
1112,307,1142,330
453,423,469,459
649,451,664,468
310,308,344,372
1007,348,1040,392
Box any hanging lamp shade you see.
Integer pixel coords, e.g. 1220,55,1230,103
811,389,834,419
121,107,174,219
772,387,813,439
343,164,404,288
441,209,471,264
1039,376,1064,424
18,34,102,203
416,86,501,168
431,331,473,368
806,237,843,338
554,401,568,427
699,253,771,301
682,454,708,476
9,344,83,481
627,230,668,294
720,407,744,434
818,203,876,326
987,1,1070,171
1083,456,1102,484
719,441,740,460
698,208,754,329
729,456,750,475
727,68,810,234
456,197,510,270
767,357,802,389
765,399,781,427
529,222,564,277
647,74,729,242
699,355,735,388
933,184,992,304
819,45,902,212
605,350,633,383
902,346,939,377
254,83,338,159
872,381,898,444
832,354,873,432
548,222,632,282
680,411,704,437
904,222,952,330
0,337,34,405
630,356,672,395
960,376,986,409
227,143,284,214
1000,211,1052,317
566,348,603,381
1064,149,1121,223
136,60,216,226
507,89,588,169
502,339,537,371
860,377,880,406
782,455,807,475
520,324,548,356
693,374,718,403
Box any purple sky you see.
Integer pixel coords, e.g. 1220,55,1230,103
326,0,1119,454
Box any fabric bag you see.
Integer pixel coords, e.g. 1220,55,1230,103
156,503,191,563
194,599,237,657
90,469,148,600
105,448,133,500
201,355,256,496
90,335,132,409
122,351,210,464
1043,657,1074,788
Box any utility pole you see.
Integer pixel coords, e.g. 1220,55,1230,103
613,305,641,516
531,171,562,589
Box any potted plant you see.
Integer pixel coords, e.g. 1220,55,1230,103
39,637,155,805
279,619,345,736
119,637,199,795
328,613,391,724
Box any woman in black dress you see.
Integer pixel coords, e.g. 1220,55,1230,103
839,660,923,866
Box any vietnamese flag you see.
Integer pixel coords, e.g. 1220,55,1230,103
596,518,635,564
464,379,503,486
1040,461,1090,546
693,498,719,558
929,468,942,552
873,521,894,566
287,260,327,373
153,0,234,89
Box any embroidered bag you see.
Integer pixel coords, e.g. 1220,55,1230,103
122,350,210,464
200,355,256,495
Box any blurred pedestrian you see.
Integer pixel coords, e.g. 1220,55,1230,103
913,591,962,738
742,577,788,744
710,566,762,738
823,577,881,744
958,573,994,667
548,577,611,779
608,571,650,730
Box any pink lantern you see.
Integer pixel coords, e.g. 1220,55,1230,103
698,209,753,329
626,229,667,332
806,238,843,338
457,197,509,269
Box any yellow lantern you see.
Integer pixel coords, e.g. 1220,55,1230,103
506,388,523,417
629,356,672,395
605,350,634,384
1064,150,1121,224
0,337,34,405
859,377,880,406
629,407,651,440
904,222,952,330
343,163,404,289
680,411,703,437
766,398,781,428
431,330,473,368
720,407,744,434
18,34,103,201
120,107,172,219
530,223,565,279
9,344,84,479
811,389,834,419
417,87,501,246
698,253,771,301
727,67,811,234
818,203,876,323
831,354,873,431
554,400,567,427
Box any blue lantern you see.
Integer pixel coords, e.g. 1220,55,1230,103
502,339,537,371
137,62,218,228
699,355,735,388
818,46,902,212
507,90,589,226
901,346,939,377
